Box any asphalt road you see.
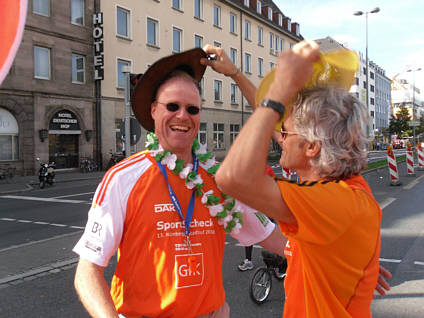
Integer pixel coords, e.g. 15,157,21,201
0,163,423,317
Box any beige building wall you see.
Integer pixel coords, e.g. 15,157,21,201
100,0,302,161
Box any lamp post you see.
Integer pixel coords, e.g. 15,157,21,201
354,7,380,140
407,67,422,147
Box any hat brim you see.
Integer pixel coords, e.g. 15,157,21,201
131,48,207,132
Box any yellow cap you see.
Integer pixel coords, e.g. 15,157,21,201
255,49,359,131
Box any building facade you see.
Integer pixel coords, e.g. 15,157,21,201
0,0,96,175
98,0,303,163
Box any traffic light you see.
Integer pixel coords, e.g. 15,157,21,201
129,73,143,98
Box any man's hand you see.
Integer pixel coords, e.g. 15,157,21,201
375,265,392,297
266,40,321,107
200,44,239,77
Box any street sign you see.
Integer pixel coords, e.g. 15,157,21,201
408,121,420,127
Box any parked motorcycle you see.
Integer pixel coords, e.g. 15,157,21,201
36,158,56,189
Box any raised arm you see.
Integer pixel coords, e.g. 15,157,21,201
201,44,280,142
215,41,320,223
74,258,119,318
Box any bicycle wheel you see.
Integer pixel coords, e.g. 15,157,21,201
249,267,272,304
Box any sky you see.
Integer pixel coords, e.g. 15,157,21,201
274,0,424,91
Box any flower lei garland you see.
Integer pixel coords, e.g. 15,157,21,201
145,132,243,234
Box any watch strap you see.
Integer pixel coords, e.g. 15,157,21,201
259,99,286,119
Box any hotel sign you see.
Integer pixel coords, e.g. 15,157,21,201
93,12,104,81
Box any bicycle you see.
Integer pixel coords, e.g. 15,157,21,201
249,250,287,305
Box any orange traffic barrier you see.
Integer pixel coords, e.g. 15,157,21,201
387,145,401,186
406,143,415,176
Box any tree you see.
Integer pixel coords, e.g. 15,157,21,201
389,106,410,136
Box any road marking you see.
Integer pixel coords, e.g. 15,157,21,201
403,174,424,190
0,217,83,230
379,197,396,210
0,195,87,204
52,192,95,199
379,258,401,263
414,261,424,266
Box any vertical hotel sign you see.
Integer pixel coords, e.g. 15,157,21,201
93,12,104,80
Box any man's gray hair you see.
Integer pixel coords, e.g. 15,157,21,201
291,86,370,179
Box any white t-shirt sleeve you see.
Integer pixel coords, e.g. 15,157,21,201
73,176,126,267
230,200,275,246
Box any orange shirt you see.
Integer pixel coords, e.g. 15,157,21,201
277,175,381,318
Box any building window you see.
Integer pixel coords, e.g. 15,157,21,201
230,12,237,33
117,59,131,88
213,4,221,27
213,41,221,48
363,81,367,89
355,77,359,85
269,32,274,50
244,0,249,7
370,72,375,79
257,26,263,45
370,110,374,117
230,48,237,65
270,62,275,69
243,96,250,106
72,54,85,83
213,123,224,149
370,84,375,92
275,35,279,53
200,78,205,99
230,124,240,145
194,0,203,19
370,98,375,105
198,122,207,145
244,53,251,73
244,20,251,40
194,34,203,48
71,0,84,25
278,14,282,26
363,67,366,75
0,108,19,161
230,83,237,104
267,7,272,20
258,57,263,77
33,0,50,16
214,80,222,101
279,38,284,51
117,6,130,38
173,27,182,52
34,46,50,79
172,0,181,10
256,1,261,14
147,18,158,46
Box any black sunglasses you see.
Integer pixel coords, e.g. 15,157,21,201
156,102,200,115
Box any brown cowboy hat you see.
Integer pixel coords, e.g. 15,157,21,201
131,48,207,131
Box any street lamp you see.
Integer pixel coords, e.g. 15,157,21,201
406,67,422,147
354,7,380,139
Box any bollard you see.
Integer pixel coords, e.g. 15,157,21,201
282,167,291,179
387,145,401,186
417,145,424,170
406,143,415,176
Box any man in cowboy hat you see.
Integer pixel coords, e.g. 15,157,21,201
215,40,385,317
73,48,284,318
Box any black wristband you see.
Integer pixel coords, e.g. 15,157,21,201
259,99,286,119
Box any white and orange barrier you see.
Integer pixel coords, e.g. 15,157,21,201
387,145,400,186
282,167,291,179
417,145,424,170
406,143,415,176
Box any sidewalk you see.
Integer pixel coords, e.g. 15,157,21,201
0,169,105,195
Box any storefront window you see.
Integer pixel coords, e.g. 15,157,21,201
0,108,19,161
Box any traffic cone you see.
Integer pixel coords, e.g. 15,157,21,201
417,144,424,170
406,143,415,176
387,145,401,186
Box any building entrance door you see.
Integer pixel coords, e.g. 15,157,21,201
49,134,79,169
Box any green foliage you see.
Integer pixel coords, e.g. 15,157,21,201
389,106,410,136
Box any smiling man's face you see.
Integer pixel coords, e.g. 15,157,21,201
151,75,202,163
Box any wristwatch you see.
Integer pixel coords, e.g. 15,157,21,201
259,99,286,119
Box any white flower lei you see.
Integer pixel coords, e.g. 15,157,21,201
146,132,243,234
